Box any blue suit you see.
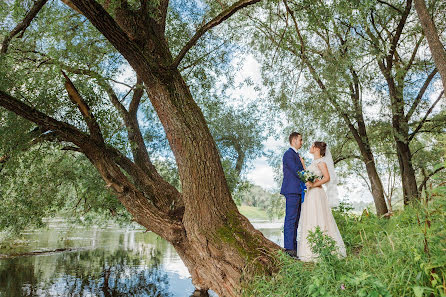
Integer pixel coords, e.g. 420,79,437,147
280,148,305,251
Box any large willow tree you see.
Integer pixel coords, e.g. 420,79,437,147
0,0,280,295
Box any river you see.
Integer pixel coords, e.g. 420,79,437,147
0,218,283,297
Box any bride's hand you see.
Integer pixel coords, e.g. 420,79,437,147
305,182,312,188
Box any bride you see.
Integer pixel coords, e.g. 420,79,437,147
297,141,347,262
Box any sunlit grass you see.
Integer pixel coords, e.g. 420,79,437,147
242,184,446,297
238,205,270,220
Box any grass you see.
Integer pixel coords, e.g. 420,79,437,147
242,184,446,297
238,205,270,220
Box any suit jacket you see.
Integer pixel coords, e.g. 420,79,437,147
280,148,304,195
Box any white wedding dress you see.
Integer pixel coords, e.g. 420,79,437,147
297,157,347,262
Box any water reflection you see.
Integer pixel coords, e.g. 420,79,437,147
0,220,283,297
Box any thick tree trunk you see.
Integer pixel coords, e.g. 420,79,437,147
356,142,388,215
83,132,280,296
62,1,281,296
143,70,280,296
414,0,446,90
387,82,419,204
395,140,419,204
349,71,389,215
345,115,388,216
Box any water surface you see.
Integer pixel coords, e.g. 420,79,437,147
0,218,283,297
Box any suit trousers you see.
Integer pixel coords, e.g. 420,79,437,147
283,193,302,251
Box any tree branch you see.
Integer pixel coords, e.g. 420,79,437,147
0,90,91,148
69,0,160,75
409,90,444,142
376,0,403,13
179,41,228,72
406,68,438,120
129,76,144,116
418,166,445,193
61,146,82,152
158,0,169,35
0,90,184,232
334,155,362,165
387,0,412,69
404,34,424,73
58,63,153,177
1,0,48,54
171,0,260,68
61,70,104,143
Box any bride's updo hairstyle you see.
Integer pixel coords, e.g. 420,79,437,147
314,141,327,157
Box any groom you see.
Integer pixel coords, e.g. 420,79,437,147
280,132,305,259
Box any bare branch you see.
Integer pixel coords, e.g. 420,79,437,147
129,76,144,116
387,0,412,69
370,9,386,46
418,166,445,193
404,35,424,73
406,68,438,120
61,71,104,143
357,169,373,194
103,83,128,117
376,0,403,14
409,90,444,142
171,0,260,68
1,0,49,54
61,146,82,152
61,0,83,14
158,0,169,34
334,155,362,165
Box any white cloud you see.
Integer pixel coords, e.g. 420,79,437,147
247,156,276,190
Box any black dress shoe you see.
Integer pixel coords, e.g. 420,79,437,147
285,249,298,259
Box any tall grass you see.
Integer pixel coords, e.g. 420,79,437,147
244,182,446,297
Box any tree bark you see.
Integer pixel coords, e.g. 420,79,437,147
414,0,446,90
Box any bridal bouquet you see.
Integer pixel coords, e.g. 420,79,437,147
297,170,319,183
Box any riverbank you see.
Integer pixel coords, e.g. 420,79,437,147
238,205,273,221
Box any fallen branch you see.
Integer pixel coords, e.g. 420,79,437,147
0,247,87,259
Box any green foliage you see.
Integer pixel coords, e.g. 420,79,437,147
0,144,132,234
243,181,446,297
246,0,446,211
